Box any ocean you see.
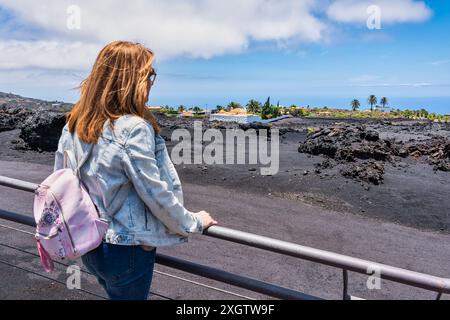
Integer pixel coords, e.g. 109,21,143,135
296,97,450,114
151,96,450,115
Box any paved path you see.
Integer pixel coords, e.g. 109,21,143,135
0,160,449,300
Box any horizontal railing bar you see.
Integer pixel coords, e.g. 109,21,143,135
1,175,449,296
203,226,450,294
156,254,319,300
0,176,37,193
0,208,315,300
0,209,35,227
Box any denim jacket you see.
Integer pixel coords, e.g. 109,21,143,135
54,114,203,247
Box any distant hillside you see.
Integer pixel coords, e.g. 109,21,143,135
0,92,73,112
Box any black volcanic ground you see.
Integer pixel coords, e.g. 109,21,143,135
1,95,450,299
1,114,449,232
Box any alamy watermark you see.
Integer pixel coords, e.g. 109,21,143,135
171,121,280,176
367,5,382,30
67,5,81,30
66,264,82,290
366,265,381,290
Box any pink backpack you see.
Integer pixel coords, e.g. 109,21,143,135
33,145,109,272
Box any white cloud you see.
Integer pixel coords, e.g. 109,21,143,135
0,0,438,103
431,59,450,66
349,82,435,88
0,0,326,67
0,0,435,71
0,40,100,69
327,0,432,24
349,75,383,83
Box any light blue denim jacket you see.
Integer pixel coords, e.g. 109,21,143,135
54,114,203,247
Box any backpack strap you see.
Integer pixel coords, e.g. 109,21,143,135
68,131,94,179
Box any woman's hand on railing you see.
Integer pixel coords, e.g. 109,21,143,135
194,210,218,230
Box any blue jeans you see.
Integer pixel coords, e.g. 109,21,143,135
82,242,156,300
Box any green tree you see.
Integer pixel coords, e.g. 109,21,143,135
227,101,242,111
368,95,377,111
403,109,413,118
178,105,185,113
167,106,176,114
380,97,388,109
271,105,281,118
289,107,304,117
192,106,202,114
419,108,429,118
162,105,176,114
215,105,224,112
351,99,360,111
261,97,272,120
246,99,262,114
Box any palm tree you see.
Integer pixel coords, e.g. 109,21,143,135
380,97,388,109
368,95,377,111
227,101,242,111
178,105,185,113
246,99,262,114
351,99,360,111
192,106,202,114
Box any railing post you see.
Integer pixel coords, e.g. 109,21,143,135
343,269,350,300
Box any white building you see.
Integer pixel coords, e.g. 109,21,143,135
209,114,262,124
210,113,291,124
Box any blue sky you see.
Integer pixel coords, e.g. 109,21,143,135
0,0,449,113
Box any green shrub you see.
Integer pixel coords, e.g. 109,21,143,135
307,127,318,134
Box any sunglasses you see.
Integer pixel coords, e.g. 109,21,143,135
148,69,157,86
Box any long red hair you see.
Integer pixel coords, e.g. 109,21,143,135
67,41,160,144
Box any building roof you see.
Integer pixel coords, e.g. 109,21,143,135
218,108,249,115
146,106,161,110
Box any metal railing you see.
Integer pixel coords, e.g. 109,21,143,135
1,175,449,300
